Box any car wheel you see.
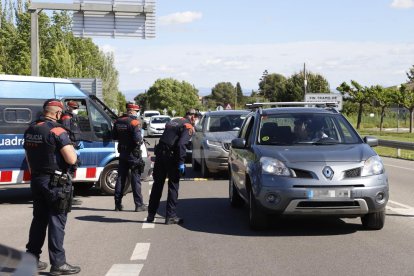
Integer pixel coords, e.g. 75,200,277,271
249,188,268,230
201,152,210,178
361,210,385,230
192,154,201,171
99,161,130,195
229,177,244,208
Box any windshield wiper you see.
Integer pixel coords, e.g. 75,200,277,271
311,137,340,145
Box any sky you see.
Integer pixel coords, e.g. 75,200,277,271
37,0,414,99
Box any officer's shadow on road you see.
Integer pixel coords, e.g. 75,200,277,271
157,198,364,236
0,186,33,205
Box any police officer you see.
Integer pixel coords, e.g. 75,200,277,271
24,99,81,275
147,109,197,224
60,100,83,206
113,103,147,212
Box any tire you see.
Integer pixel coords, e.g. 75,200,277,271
361,210,385,230
99,161,131,196
201,153,210,178
249,188,268,230
229,177,244,208
192,153,201,171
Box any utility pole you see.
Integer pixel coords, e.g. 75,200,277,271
303,63,308,94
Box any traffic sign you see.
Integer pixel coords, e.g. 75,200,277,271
216,105,224,111
225,104,232,110
304,93,343,110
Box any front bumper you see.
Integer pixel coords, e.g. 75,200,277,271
204,147,229,173
254,174,388,217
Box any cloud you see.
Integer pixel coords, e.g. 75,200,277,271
159,11,202,25
390,0,414,9
100,44,115,53
111,41,414,92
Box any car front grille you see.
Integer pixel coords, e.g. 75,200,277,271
344,167,361,178
223,142,231,151
291,168,313,179
297,201,360,208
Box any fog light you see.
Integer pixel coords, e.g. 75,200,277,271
375,191,386,204
265,193,280,204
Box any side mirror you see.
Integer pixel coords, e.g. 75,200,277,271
231,138,246,149
195,124,202,132
363,136,378,147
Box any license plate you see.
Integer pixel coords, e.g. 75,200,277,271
308,189,351,199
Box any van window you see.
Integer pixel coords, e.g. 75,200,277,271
4,108,32,123
89,103,111,139
56,83,85,96
0,81,54,98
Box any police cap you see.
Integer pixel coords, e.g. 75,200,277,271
126,103,140,111
43,99,64,110
67,100,79,109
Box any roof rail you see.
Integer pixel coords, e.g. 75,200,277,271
246,101,339,108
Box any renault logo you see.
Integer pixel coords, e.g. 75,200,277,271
322,166,334,180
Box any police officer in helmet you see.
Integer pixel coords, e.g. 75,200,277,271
24,99,81,275
147,108,197,224
113,102,147,212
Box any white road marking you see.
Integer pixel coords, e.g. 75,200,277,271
384,163,414,171
130,243,150,260
105,264,143,276
388,200,413,209
142,218,157,229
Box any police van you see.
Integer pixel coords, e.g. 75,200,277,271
0,75,152,195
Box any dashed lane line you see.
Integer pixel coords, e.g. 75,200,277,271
105,264,143,276
388,200,413,209
130,243,151,261
384,163,414,171
387,200,414,217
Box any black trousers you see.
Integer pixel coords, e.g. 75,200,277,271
148,153,180,218
26,174,68,267
114,158,143,207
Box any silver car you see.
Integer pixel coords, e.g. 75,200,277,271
192,110,249,177
229,104,388,230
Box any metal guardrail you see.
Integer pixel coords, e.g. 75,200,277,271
378,139,414,158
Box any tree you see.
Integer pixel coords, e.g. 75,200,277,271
337,81,374,129
258,73,287,101
117,92,127,115
407,65,414,83
147,78,201,116
134,92,149,111
235,82,243,109
209,82,236,108
397,84,414,133
371,85,398,131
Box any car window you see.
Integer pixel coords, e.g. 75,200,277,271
206,114,247,132
258,113,360,145
239,116,252,139
144,112,159,117
151,117,170,124
88,102,111,139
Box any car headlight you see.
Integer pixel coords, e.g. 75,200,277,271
260,157,291,176
361,155,384,176
206,140,222,148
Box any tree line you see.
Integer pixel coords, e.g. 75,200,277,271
0,0,126,112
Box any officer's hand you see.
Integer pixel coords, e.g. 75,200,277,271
178,163,185,175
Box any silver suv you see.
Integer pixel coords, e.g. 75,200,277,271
228,103,388,230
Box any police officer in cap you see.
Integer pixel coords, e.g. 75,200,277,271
147,109,197,224
113,102,147,212
60,100,82,149
24,99,81,275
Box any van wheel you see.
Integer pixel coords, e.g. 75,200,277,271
249,188,268,230
99,161,130,195
229,177,244,208
361,210,385,230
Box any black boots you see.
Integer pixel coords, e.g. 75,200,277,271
50,263,81,275
135,205,148,212
114,203,123,211
165,217,184,225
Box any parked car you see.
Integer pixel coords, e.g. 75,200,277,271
141,110,160,129
146,115,171,136
192,110,249,177
229,103,388,230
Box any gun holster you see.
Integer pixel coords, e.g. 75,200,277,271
50,171,73,213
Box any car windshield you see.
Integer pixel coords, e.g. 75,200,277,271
145,112,159,117
206,114,247,132
258,113,361,145
151,117,170,124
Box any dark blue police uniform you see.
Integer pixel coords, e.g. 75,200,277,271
60,111,81,148
147,117,193,223
24,118,72,267
113,114,145,210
